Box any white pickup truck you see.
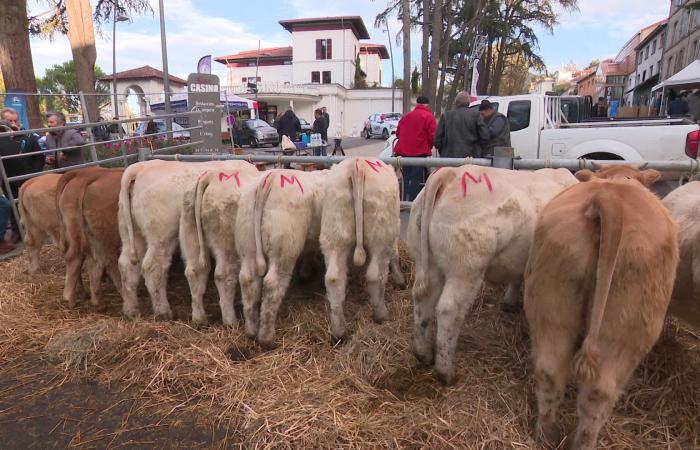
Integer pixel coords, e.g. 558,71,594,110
384,94,700,162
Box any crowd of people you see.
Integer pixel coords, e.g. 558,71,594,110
0,108,89,254
392,91,511,201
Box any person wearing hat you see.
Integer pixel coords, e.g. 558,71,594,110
393,96,437,201
478,99,511,157
434,91,489,158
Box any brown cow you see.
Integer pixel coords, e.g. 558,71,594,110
524,164,678,450
18,174,62,274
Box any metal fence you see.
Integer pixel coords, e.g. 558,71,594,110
1,111,202,239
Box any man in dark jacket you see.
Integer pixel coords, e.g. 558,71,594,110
44,111,86,167
434,91,489,158
591,97,608,118
478,100,511,157
0,109,45,195
276,107,301,142
394,96,436,200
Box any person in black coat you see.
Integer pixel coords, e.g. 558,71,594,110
312,109,327,142
276,107,301,142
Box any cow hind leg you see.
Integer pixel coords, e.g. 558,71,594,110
239,260,263,338
142,243,177,321
389,245,406,287
501,280,523,313
412,265,442,366
118,237,145,319
24,226,46,274
63,254,85,308
184,257,210,327
213,252,240,327
324,246,352,342
434,274,483,385
257,259,295,348
365,250,391,323
86,256,107,309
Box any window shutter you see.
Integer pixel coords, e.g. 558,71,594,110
316,40,322,60
327,39,332,59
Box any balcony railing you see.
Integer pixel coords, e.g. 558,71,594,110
223,82,320,97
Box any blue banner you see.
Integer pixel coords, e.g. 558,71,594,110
3,90,30,129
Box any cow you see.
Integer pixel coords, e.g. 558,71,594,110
179,162,261,326
524,164,678,450
236,168,328,348
662,181,700,329
18,173,62,274
118,159,249,321
407,165,578,385
320,157,403,342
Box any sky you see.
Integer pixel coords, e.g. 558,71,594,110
27,0,672,87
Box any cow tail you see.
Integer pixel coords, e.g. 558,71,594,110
351,159,367,266
572,192,623,384
194,171,210,267
55,171,80,254
413,170,445,298
119,166,139,264
254,173,274,277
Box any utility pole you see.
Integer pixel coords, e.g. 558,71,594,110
158,0,172,132
385,21,396,112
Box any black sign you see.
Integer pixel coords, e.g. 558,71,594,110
187,73,221,153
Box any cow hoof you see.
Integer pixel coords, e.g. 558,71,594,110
330,334,347,346
413,351,434,367
191,316,209,328
435,370,457,386
258,339,278,350
536,422,565,447
501,302,522,314
154,311,174,322
93,303,108,313
372,310,389,324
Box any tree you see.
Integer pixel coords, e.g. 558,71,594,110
411,66,420,94
401,0,412,113
36,60,110,115
0,0,42,128
393,78,405,89
353,54,368,88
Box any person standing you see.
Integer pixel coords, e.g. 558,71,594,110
44,111,86,168
393,96,436,201
321,106,330,134
434,91,489,158
478,100,511,157
276,107,301,142
0,193,14,253
668,90,690,116
312,109,328,142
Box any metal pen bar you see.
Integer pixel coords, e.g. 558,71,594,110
6,154,138,183
149,140,204,154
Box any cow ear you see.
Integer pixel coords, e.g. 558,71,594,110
575,169,595,182
638,169,661,187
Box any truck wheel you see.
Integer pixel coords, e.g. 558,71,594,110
364,128,371,139
250,137,259,148
382,129,389,139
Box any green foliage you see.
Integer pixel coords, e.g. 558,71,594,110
353,54,368,89
36,60,110,114
411,66,420,94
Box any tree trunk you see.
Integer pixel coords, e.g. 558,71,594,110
65,0,99,123
477,38,492,94
421,0,430,92
491,36,509,95
0,0,42,128
434,12,452,117
448,51,466,109
402,0,412,113
426,0,443,106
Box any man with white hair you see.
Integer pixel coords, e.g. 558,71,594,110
44,111,86,168
434,91,489,158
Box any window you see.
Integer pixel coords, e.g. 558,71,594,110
694,40,699,61
673,21,678,44
242,77,261,83
638,51,643,66
642,70,647,81
644,47,649,60
316,39,332,60
677,49,685,72
311,71,320,83
637,74,641,84
507,100,531,132
322,71,332,84
652,39,657,54
650,65,654,76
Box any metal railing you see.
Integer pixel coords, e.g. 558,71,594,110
0,111,203,239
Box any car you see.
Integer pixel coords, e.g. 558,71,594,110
241,118,280,147
362,112,401,139
133,119,190,140
299,118,313,133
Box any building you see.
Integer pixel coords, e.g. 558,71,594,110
529,76,555,94
629,21,667,106
214,16,398,137
99,65,187,118
573,67,597,97
661,0,700,83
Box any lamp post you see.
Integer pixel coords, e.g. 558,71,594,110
111,2,129,119
158,0,172,132
384,22,396,113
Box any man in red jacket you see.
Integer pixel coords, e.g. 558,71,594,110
394,96,436,201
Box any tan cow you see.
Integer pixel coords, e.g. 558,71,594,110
320,157,403,342
236,168,327,347
179,162,261,326
524,164,678,450
662,181,700,329
118,159,248,320
18,174,62,274
408,165,577,385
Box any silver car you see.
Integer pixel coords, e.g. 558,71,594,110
363,112,401,139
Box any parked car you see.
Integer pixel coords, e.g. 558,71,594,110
133,119,190,140
241,119,280,147
299,118,313,133
363,112,401,139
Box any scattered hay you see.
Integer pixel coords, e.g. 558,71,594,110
0,244,698,448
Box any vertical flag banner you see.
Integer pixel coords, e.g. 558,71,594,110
4,90,29,129
470,59,480,98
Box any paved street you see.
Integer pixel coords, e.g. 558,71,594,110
337,136,385,157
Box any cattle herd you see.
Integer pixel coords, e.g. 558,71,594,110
14,157,700,450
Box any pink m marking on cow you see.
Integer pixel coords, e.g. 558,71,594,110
280,174,304,194
218,171,241,187
364,159,383,173
461,171,493,197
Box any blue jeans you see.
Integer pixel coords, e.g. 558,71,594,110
0,196,11,241
401,165,427,201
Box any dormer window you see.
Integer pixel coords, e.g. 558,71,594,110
316,39,333,60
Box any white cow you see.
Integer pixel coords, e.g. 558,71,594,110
118,159,248,320
236,168,328,347
408,165,578,384
179,162,261,326
662,180,700,330
320,157,403,342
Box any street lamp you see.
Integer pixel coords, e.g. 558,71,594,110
384,22,396,113
112,2,129,119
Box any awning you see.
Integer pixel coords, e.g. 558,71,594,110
150,90,256,112
652,60,700,91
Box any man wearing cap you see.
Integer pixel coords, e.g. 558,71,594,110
434,91,489,159
393,96,437,201
478,99,511,157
